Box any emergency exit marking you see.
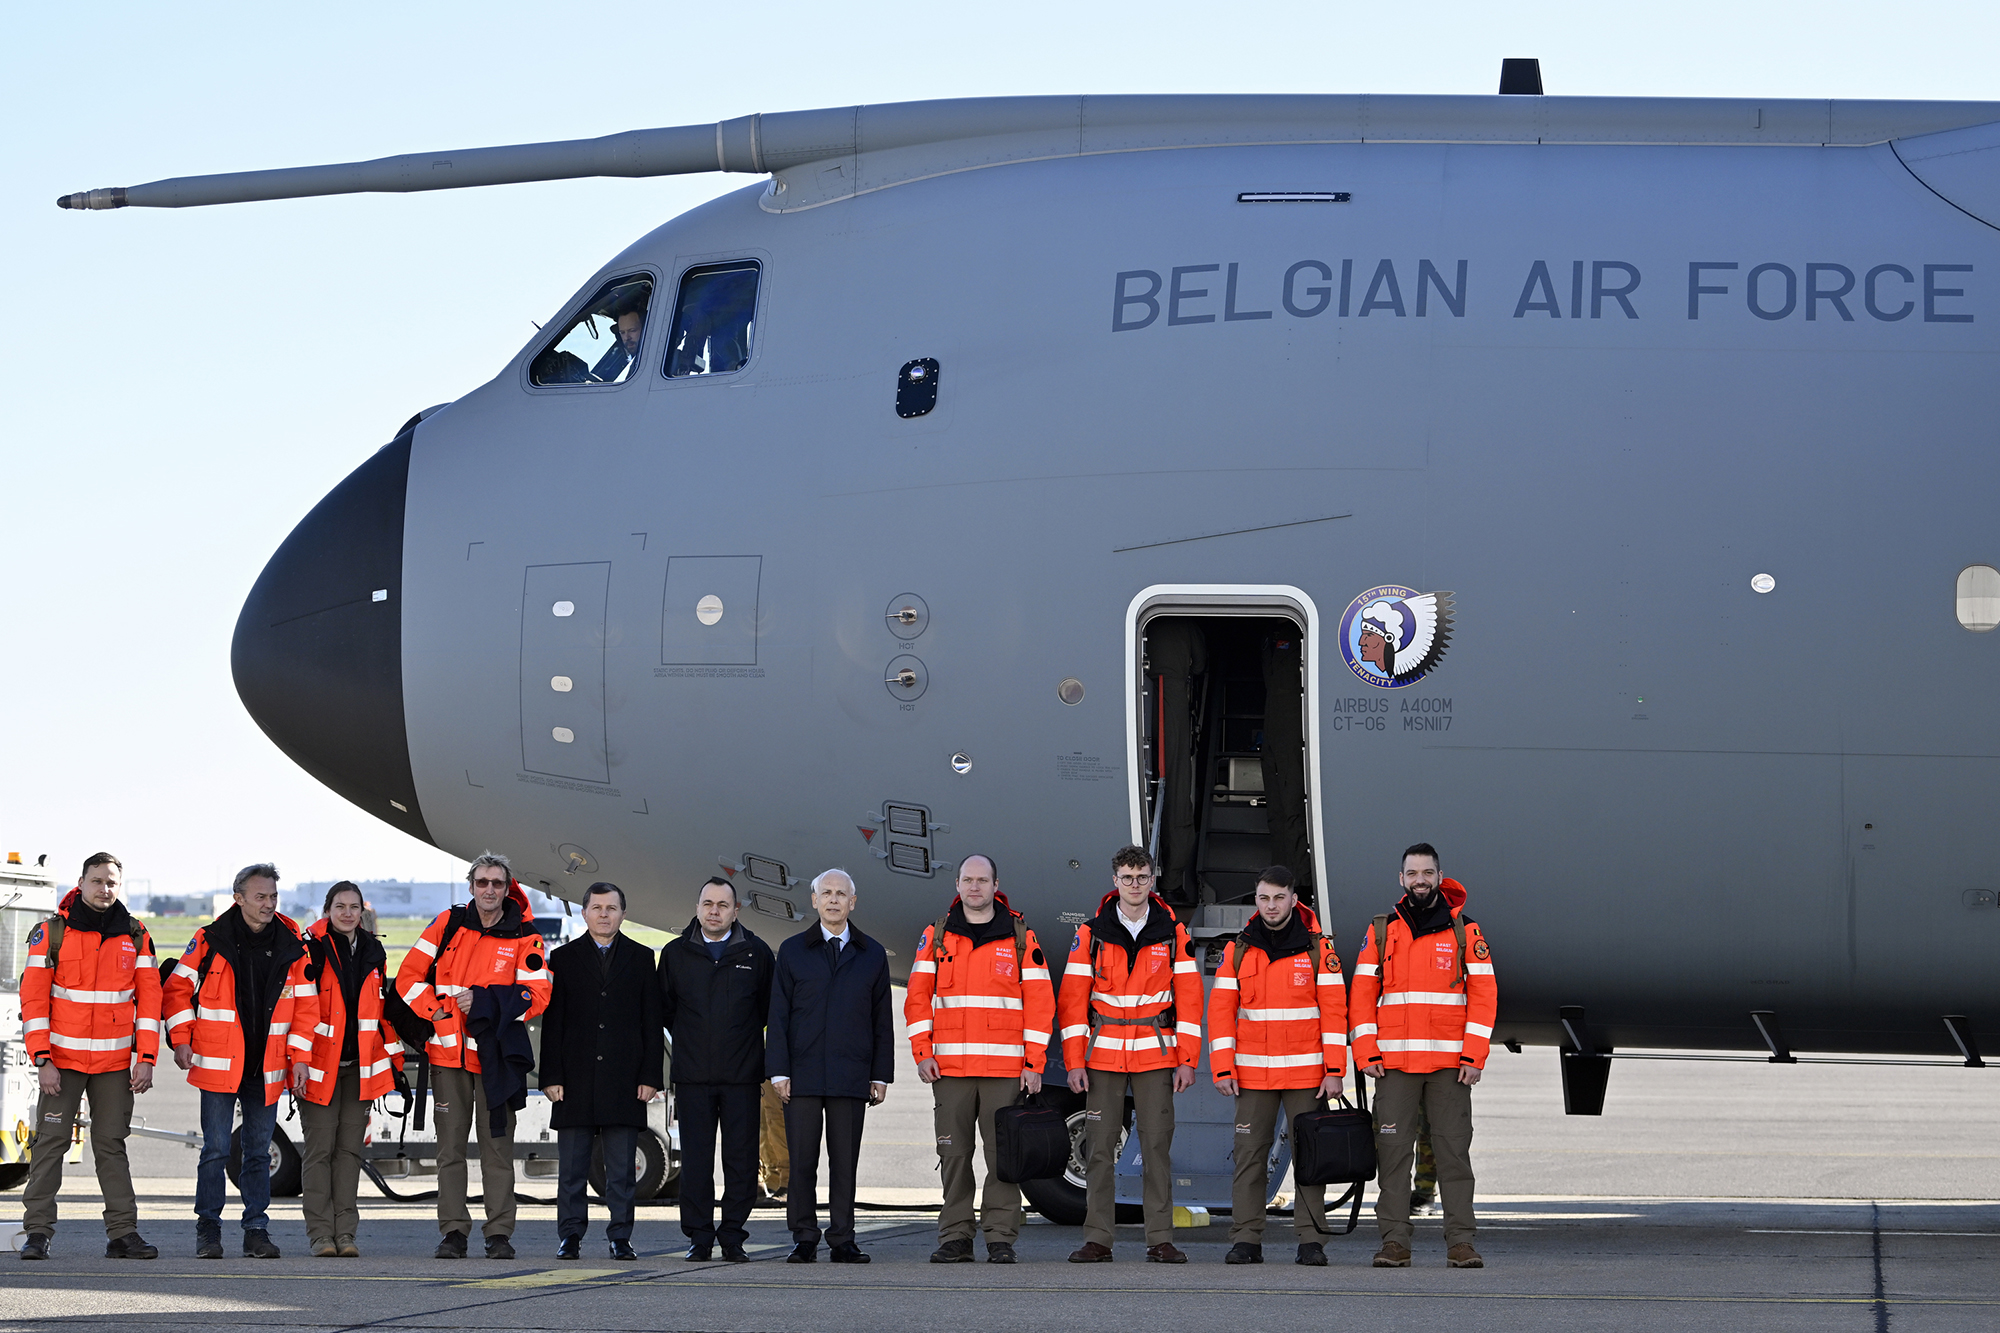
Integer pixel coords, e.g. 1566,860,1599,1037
550,676,573,692
553,600,575,617
696,594,725,625
552,727,575,744
371,589,388,602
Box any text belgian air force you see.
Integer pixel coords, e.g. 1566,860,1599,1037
1111,258,1977,330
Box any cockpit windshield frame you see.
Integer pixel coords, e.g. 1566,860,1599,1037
656,255,765,384
523,269,659,393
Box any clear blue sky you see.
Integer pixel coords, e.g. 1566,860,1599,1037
4,2,1996,897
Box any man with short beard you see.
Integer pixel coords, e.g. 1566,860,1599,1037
1351,842,1497,1270
18,853,161,1261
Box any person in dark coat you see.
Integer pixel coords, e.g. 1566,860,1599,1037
658,876,774,1261
767,869,895,1264
537,883,664,1261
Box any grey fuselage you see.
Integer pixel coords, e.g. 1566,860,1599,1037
235,122,2000,1059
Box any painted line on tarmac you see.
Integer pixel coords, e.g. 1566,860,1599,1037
635,1279,2000,1308
1748,1229,1997,1237
453,1266,622,1288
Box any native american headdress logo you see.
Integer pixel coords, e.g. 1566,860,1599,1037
1338,585,1454,688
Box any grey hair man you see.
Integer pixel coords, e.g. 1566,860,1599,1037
766,870,895,1263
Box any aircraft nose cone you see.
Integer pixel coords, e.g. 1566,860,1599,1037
232,426,433,844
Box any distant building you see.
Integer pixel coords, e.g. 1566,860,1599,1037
288,879,568,923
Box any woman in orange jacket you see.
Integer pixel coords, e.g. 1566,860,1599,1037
298,882,406,1257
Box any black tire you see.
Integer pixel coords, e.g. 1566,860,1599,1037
226,1124,303,1198
0,1162,29,1191
588,1129,669,1201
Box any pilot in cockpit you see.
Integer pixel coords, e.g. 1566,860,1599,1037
591,306,647,382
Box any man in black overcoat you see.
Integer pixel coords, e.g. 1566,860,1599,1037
767,868,895,1264
538,882,664,1260
658,876,774,1261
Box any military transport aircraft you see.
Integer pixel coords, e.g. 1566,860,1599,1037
59,61,1998,1213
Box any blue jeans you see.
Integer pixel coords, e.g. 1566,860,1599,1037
197,1089,276,1232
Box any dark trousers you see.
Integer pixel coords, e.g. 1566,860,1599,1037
676,1083,760,1247
784,1095,866,1248
557,1125,638,1241
197,1089,277,1233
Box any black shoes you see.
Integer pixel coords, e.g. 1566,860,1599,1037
557,1235,581,1261
786,1242,817,1263
829,1243,870,1264
685,1243,713,1261
930,1238,976,1263
1297,1242,1327,1266
435,1231,468,1259
1225,1242,1263,1265
243,1230,280,1259
986,1241,1018,1264
610,1240,637,1261
19,1235,49,1261
721,1244,751,1262
485,1235,516,1260
106,1233,158,1260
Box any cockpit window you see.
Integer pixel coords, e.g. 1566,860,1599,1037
529,275,653,387
664,261,760,378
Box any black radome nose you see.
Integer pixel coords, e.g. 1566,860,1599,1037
232,423,433,845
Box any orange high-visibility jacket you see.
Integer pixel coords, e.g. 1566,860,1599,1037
904,893,1056,1079
394,883,550,1072
1349,879,1497,1073
1207,903,1347,1090
163,910,318,1104
300,919,406,1104
1057,891,1203,1073
21,891,162,1074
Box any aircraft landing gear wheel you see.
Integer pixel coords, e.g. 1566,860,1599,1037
227,1124,303,1197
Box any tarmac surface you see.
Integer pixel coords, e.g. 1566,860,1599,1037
4,1014,1995,1331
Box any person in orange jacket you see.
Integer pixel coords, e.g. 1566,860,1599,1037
298,881,407,1257
164,863,317,1260
905,854,1055,1265
1057,845,1203,1265
18,852,161,1261
1207,864,1346,1267
1350,842,1497,1270
394,854,551,1260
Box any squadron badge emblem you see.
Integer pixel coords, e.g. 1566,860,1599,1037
1338,585,1454,688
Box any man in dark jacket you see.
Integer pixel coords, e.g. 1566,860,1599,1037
659,876,773,1262
767,869,894,1264
537,883,663,1261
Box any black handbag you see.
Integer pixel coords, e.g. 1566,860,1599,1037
994,1094,1071,1184
1291,1097,1376,1186
1289,1094,1376,1235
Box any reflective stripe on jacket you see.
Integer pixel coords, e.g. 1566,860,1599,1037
1207,904,1347,1090
904,895,1056,1079
300,919,405,1103
392,884,550,1072
1348,879,1497,1073
21,891,161,1073
162,914,317,1104
1056,891,1203,1073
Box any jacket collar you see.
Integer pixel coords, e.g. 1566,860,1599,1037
1241,903,1316,961
1089,890,1178,961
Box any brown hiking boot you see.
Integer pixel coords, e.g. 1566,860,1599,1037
1446,1243,1484,1268
1372,1241,1412,1267
1146,1242,1188,1264
1068,1241,1114,1263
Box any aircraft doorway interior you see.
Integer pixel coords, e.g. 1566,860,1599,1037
1136,610,1315,913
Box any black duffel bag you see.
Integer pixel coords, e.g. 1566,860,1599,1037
1291,1097,1376,1186
994,1094,1071,1184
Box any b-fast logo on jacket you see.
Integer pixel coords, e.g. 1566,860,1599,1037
1339,585,1454,688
